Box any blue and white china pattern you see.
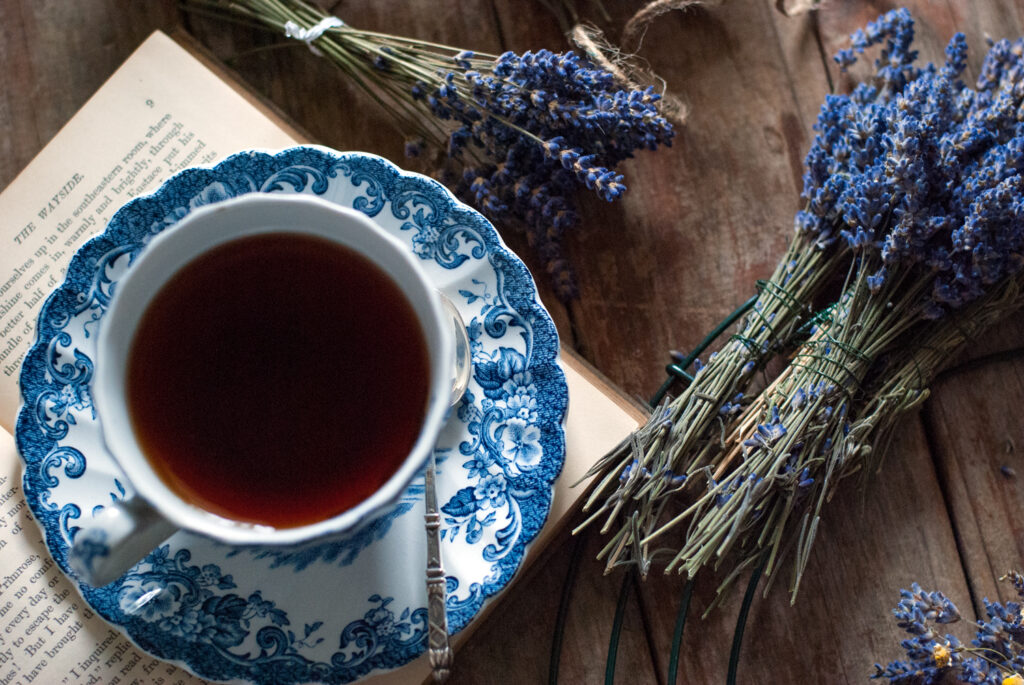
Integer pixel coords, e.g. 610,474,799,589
15,147,567,684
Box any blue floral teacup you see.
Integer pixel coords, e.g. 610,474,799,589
70,193,459,586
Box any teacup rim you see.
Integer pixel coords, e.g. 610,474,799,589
93,192,455,546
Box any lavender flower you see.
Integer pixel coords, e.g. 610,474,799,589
874,575,1024,685
712,12,1024,594
800,11,1024,320
835,7,920,100
435,49,672,298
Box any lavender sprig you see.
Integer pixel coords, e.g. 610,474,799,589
184,0,674,299
873,574,1024,684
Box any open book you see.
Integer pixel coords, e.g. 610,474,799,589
0,31,645,685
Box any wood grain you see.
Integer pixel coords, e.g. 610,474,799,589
2,1,1024,682
926,338,1024,612
0,1,179,189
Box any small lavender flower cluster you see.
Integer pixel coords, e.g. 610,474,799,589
411,48,674,299
797,8,920,251
873,574,1024,684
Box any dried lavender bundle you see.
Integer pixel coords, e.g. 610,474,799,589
577,231,848,574
659,271,1022,599
629,11,1024,598
185,0,675,299
577,8,928,574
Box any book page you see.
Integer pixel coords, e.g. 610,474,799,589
0,30,301,433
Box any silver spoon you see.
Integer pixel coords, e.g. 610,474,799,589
426,294,472,682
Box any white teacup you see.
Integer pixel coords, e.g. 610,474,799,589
70,193,459,586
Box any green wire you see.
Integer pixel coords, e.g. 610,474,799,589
666,579,695,683
726,552,769,685
651,294,759,406
605,570,635,684
548,533,586,685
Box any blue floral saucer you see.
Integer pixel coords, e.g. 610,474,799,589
14,147,568,684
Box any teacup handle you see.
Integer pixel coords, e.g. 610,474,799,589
69,497,177,587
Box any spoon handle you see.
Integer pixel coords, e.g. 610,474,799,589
425,451,453,682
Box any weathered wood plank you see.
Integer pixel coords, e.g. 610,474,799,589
0,1,180,190
926,341,1024,610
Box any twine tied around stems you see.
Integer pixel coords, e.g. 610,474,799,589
283,16,344,55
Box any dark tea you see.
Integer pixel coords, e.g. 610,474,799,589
126,232,430,528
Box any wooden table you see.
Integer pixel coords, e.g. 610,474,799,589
3,1,1023,681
